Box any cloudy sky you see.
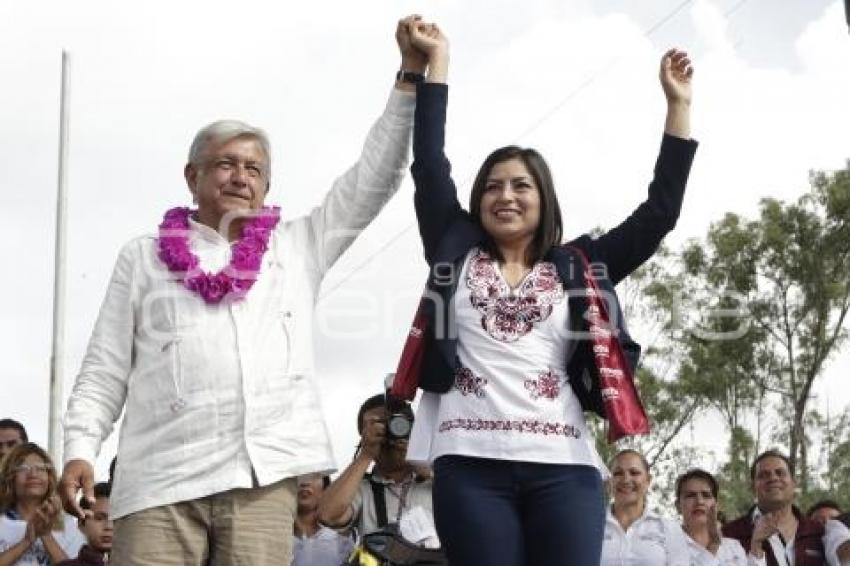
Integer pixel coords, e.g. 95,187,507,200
1,0,848,481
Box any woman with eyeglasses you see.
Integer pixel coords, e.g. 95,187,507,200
0,443,84,565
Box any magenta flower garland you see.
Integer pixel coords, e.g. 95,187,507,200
157,206,281,304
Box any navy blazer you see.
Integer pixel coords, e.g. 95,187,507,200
411,83,698,418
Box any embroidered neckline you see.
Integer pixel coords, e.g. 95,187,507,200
465,248,565,342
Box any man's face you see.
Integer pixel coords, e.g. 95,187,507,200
185,136,269,229
80,497,113,553
361,406,409,469
296,475,324,514
753,456,796,512
0,428,24,458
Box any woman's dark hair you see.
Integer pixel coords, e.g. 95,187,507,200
469,146,563,265
675,468,719,503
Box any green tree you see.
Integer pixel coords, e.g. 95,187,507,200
809,407,850,509
717,426,757,517
664,163,850,493
634,235,771,512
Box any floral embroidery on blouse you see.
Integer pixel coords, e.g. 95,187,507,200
438,418,581,439
523,368,563,401
454,363,488,398
466,249,565,342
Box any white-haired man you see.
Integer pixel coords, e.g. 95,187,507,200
59,16,430,565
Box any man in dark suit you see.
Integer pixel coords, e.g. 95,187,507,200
723,449,826,565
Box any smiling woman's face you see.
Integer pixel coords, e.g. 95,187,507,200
610,452,651,509
187,136,269,228
13,453,50,501
477,157,541,252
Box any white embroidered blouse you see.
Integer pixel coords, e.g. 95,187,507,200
407,248,604,471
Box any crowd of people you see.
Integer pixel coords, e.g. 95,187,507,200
0,419,106,564
1,12,848,566
2,416,849,565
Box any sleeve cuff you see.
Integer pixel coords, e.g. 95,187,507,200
386,87,416,120
661,132,699,150
416,82,448,100
658,132,698,176
63,438,99,467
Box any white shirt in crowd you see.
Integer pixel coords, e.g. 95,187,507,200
824,519,850,566
62,89,415,520
751,506,798,566
685,533,765,566
344,472,436,543
408,248,605,474
601,506,690,566
291,526,354,566
0,513,85,565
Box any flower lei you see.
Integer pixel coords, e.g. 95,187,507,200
157,206,281,304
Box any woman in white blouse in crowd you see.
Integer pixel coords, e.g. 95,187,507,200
675,468,762,566
0,444,84,565
601,449,690,566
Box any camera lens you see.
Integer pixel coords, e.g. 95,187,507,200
387,413,412,439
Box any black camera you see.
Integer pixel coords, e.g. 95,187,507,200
384,373,414,441
386,409,413,441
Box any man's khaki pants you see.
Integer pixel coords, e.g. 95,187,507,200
112,478,297,565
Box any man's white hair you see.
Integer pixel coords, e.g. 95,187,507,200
187,120,272,175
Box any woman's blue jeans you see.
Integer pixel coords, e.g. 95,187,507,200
432,455,605,566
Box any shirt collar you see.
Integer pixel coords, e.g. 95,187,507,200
607,502,658,526
751,505,802,522
370,469,416,486
188,216,230,246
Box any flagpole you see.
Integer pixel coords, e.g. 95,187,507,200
845,0,850,31
49,50,71,465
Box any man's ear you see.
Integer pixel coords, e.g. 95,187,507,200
185,163,198,202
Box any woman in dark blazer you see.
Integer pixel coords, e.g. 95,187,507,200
400,23,698,566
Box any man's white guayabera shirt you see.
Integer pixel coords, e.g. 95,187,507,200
63,89,415,519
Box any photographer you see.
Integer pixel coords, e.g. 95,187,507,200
318,394,436,545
